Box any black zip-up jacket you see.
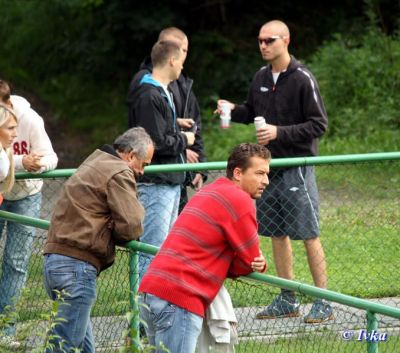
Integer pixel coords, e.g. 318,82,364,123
232,56,328,158
127,76,188,185
128,58,205,161
128,57,207,184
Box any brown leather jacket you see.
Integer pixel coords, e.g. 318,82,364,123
44,148,144,273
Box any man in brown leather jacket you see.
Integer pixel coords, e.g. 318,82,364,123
43,127,154,353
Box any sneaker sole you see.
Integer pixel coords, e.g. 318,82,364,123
256,312,300,320
304,314,334,324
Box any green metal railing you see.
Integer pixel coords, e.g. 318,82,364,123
14,151,400,179
0,210,399,353
2,151,399,352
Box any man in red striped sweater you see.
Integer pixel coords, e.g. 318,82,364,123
139,143,270,353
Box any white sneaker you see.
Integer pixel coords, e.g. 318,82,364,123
0,335,21,349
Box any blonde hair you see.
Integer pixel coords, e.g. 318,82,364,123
158,27,187,42
0,104,17,193
151,40,181,68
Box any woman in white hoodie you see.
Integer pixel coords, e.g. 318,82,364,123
0,80,57,344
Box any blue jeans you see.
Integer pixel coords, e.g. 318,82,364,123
137,184,180,280
43,254,97,353
0,192,42,336
140,293,203,353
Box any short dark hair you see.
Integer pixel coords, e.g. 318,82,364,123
226,143,271,179
0,79,11,103
151,40,181,68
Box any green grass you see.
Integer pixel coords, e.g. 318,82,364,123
13,160,400,318
230,161,400,304
13,161,398,326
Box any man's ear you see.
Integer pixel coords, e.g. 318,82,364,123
232,167,242,181
128,151,136,161
284,36,290,46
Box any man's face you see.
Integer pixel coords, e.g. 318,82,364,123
128,144,154,177
171,51,184,80
235,156,270,199
164,35,188,64
258,25,287,62
163,35,188,79
180,37,189,64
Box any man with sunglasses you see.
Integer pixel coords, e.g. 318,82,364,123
216,20,332,323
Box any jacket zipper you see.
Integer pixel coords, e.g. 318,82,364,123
183,78,193,118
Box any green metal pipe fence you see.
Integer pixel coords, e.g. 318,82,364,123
0,151,399,352
14,152,400,178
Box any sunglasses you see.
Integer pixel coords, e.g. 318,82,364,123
258,36,282,46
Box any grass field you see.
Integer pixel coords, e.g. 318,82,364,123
14,160,400,312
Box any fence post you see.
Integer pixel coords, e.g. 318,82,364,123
367,310,378,353
129,249,140,352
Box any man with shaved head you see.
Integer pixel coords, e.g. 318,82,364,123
217,20,332,323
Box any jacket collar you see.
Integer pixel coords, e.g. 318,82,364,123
100,144,120,158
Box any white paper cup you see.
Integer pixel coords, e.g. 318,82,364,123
219,102,231,128
254,116,267,130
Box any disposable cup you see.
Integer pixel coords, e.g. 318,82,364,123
254,116,267,130
220,102,231,118
220,116,231,128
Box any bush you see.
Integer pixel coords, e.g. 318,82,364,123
308,19,400,140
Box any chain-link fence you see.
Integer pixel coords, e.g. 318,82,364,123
0,154,399,352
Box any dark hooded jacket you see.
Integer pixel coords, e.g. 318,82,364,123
128,57,205,163
128,59,208,192
127,73,187,185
